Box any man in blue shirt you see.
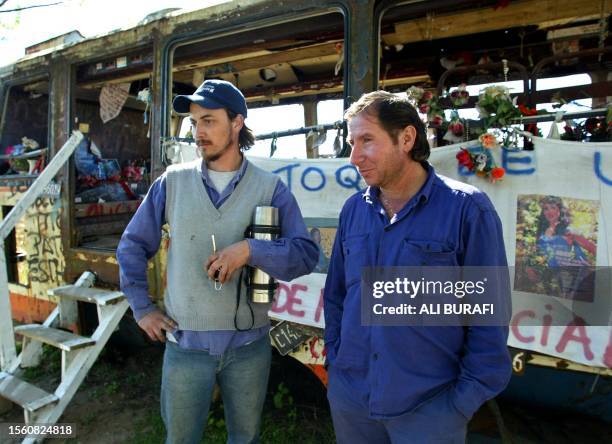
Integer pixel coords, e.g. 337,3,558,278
324,91,511,443
117,80,317,444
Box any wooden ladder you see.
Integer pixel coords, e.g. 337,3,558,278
0,272,129,444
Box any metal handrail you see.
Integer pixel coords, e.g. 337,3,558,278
165,121,345,145
510,108,608,124
0,147,48,161
436,61,530,100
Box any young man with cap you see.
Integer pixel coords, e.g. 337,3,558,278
117,79,318,444
323,91,511,443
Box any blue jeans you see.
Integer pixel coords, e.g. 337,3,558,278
161,335,272,444
327,366,468,444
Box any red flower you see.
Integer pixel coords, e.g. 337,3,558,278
490,167,505,181
518,104,537,116
430,115,444,127
419,104,430,114
422,91,433,101
479,133,498,149
449,121,464,136
456,148,474,170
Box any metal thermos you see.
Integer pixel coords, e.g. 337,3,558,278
249,206,279,303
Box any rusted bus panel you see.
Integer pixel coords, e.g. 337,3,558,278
68,251,119,284
49,59,71,158
4,0,349,75
25,31,84,56
9,291,56,324
0,189,66,296
66,245,166,301
50,30,155,67
74,200,141,218
344,0,377,104
0,188,66,308
289,336,326,366
306,364,328,386
23,197,65,298
288,336,328,385
149,29,165,178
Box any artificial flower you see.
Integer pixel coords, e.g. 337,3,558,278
490,166,505,181
449,84,469,107
448,121,464,137
476,85,521,128
456,149,474,170
419,104,430,114
406,86,425,103
430,114,444,127
422,90,433,101
518,104,540,137
406,86,445,128
479,133,499,149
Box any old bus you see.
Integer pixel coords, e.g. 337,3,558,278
0,0,610,430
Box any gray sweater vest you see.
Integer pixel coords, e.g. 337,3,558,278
164,159,278,331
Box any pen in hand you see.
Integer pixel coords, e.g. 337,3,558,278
212,234,220,279
211,234,222,290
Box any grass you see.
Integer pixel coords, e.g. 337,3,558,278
10,340,335,443
21,344,61,382
130,382,335,444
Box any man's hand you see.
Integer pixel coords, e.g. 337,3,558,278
137,310,178,342
205,240,250,284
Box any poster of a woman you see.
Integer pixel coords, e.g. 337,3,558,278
536,196,596,267
515,195,599,300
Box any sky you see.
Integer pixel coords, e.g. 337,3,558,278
0,0,227,67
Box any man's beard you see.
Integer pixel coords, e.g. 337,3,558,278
197,136,233,162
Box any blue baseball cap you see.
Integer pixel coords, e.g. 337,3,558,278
172,79,248,117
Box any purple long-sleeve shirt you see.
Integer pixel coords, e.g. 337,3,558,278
117,157,318,354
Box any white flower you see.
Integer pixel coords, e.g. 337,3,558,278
406,86,425,104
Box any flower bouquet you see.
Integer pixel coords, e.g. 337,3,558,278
455,132,505,183
406,86,445,128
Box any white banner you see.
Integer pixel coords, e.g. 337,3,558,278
270,273,326,328
177,139,612,368
426,137,612,369
249,156,365,219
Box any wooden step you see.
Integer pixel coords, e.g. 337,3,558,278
0,372,58,412
48,285,125,305
15,325,95,351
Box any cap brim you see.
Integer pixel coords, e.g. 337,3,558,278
172,94,227,114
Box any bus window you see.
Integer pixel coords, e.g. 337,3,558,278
0,79,49,176
316,99,344,157
248,104,305,158
533,74,592,137
72,47,153,249
0,78,50,284
378,2,609,148
169,10,345,160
